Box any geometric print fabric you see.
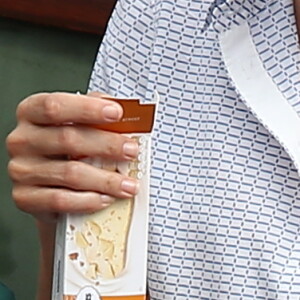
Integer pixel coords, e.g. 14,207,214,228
89,0,300,298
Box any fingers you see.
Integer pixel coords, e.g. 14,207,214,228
13,185,117,215
7,123,139,159
8,158,139,199
16,92,123,125
10,155,139,219
6,91,139,222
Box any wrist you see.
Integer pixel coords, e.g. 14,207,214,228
36,221,56,300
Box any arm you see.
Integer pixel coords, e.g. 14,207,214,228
36,222,56,300
6,92,139,300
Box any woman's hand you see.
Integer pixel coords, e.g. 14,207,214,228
6,92,139,223
6,91,140,300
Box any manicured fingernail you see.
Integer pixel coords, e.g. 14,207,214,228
121,179,139,195
101,202,111,208
99,194,114,204
123,142,139,159
102,105,122,122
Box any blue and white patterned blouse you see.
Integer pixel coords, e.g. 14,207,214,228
89,0,300,298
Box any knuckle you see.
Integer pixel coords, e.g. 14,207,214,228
102,135,123,158
12,187,27,211
62,161,81,186
79,100,103,123
5,133,16,155
5,131,27,156
51,190,70,212
16,99,29,120
43,93,61,121
58,126,79,154
106,144,118,156
102,173,118,194
7,160,28,182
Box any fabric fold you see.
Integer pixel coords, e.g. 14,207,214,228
203,0,276,33
220,21,300,174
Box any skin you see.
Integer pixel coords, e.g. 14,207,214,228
5,2,300,300
6,92,139,299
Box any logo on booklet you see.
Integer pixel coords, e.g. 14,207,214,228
77,286,101,300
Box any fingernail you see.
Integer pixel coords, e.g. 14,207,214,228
102,105,122,122
123,142,139,159
101,202,111,208
99,194,114,204
121,179,139,195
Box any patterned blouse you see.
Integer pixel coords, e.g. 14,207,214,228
89,0,300,298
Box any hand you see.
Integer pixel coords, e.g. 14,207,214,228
6,92,140,223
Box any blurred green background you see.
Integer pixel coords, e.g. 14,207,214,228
0,17,101,299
